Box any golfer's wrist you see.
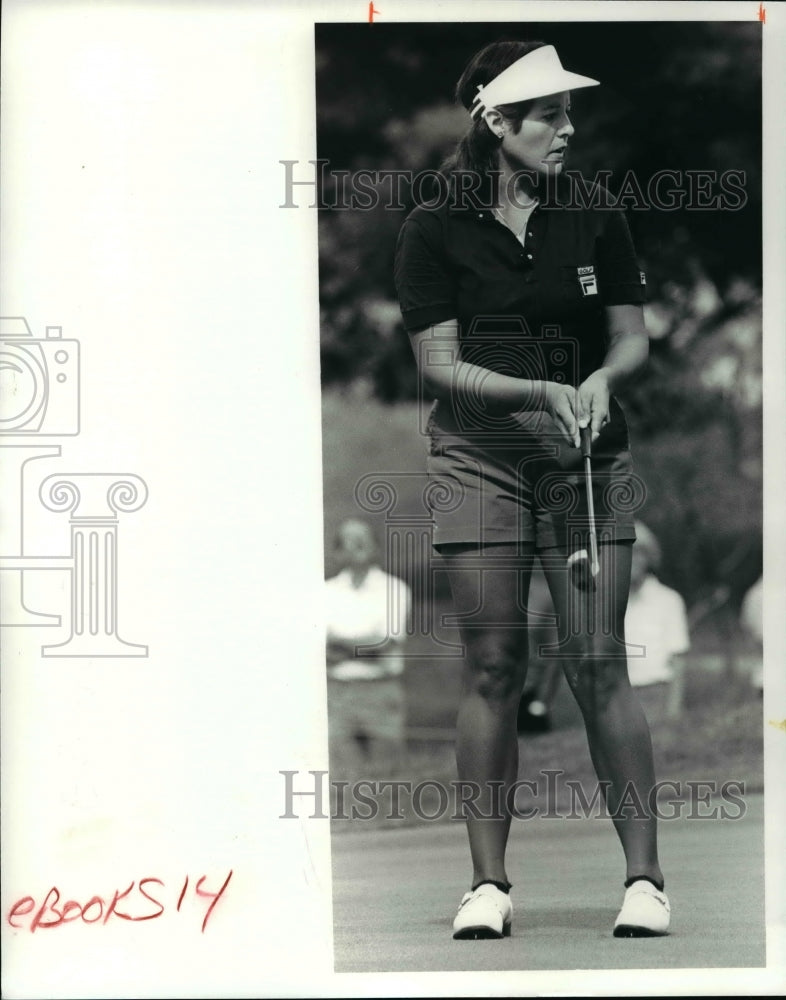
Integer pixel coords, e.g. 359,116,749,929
524,380,557,412
589,367,622,398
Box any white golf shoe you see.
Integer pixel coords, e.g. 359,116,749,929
613,879,670,937
452,883,513,940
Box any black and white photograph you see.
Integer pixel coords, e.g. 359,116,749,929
316,15,775,977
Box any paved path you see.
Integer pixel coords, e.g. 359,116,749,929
331,794,765,972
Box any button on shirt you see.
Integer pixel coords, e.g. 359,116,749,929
394,177,646,387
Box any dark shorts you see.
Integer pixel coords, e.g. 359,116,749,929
425,396,641,550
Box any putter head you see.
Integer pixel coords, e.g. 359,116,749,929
567,548,597,591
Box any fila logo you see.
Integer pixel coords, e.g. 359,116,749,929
577,265,598,296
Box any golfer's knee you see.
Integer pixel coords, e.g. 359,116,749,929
565,651,629,716
465,637,526,703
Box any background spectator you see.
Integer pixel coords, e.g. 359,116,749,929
325,518,412,777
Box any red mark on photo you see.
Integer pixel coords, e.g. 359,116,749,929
103,881,137,922
195,871,233,933
176,875,189,911
758,2,765,22
136,878,166,921
368,2,380,22
7,871,233,934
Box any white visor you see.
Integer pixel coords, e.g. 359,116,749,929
470,45,599,119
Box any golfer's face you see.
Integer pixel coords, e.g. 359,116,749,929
502,91,574,175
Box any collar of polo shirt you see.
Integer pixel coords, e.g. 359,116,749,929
470,45,599,121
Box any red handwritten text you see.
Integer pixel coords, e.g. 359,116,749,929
7,871,233,934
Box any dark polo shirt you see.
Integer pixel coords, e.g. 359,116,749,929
394,176,646,387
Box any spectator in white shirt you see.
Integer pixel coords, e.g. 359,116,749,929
739,576,763,693
624,522,690,692
325,518,412,776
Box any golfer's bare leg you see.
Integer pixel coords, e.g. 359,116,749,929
441,542,533,887
542,540,664,886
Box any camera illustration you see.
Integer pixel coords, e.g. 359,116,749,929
417,317,579,439
0,317,80,435
0,312,147,656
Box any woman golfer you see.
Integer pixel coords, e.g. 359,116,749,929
395,40,670,939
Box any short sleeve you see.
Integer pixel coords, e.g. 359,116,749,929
394,214,458,332
596,209,647,306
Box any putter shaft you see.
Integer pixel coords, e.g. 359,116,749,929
580,427,600,579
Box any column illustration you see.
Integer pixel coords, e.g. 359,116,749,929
39,473,149,657
354,471,464,659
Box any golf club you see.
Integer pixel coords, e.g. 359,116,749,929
568,425,600,591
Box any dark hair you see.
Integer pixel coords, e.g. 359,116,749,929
442,39,548,177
